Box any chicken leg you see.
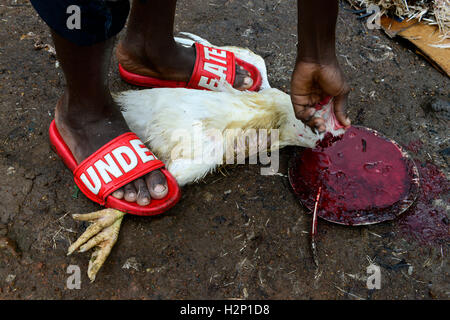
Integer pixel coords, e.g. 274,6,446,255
67,209,126,282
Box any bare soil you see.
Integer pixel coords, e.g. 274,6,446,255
0,0,448,299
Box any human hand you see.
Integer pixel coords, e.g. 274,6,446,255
290,59,351,133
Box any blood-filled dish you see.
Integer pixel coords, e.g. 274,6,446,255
288,126,419,225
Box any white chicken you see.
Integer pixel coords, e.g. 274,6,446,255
118,85,344,185
67,34,345,281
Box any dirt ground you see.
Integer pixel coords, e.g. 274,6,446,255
0,0,448,300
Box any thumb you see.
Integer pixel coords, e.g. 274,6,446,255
333,89,351,128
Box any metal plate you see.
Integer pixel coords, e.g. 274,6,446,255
288,126,420,226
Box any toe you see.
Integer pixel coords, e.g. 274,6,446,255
134,178,151,206
111,188,124,199
241,75,253,90
146,170,168,200
124,183,137,202
233,65,253,90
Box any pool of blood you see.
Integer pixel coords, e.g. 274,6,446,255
398,162,449,244
289,126,412,225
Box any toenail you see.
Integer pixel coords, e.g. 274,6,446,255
153,184,167,194
112,191,123,198
243,77,253,86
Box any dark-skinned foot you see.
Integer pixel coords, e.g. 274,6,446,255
55,92,168,206
116,39,254,90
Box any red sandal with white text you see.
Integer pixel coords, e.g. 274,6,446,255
119,43,262,91
49,120,181,216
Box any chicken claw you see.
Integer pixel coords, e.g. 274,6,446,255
67,208,126,281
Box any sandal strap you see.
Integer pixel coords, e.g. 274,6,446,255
187,43,236,90
73,133,164,205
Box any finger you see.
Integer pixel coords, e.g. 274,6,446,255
291,93,322,108
134,178,151,206
333,89,351,128
308,117,326,133
293,104,316,122
291,94,311,109
310,93,323,105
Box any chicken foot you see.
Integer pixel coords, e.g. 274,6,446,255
67,208,126,282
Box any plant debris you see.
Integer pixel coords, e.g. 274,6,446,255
347,0,449,39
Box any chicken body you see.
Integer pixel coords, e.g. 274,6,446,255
117,85,344,185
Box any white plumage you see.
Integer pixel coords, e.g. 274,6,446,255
117,85,344,186
115,33,344,186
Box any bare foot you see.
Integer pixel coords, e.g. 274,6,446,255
55,92,168,206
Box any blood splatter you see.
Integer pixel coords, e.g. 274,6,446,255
289,126,418,225
406,140,424,154
398,162,449,245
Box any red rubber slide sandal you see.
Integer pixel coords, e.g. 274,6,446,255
119,43,262,91
49,120,181,216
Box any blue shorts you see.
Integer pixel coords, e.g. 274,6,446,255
30,0,130,46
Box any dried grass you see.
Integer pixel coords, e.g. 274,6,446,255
347,0,449,39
